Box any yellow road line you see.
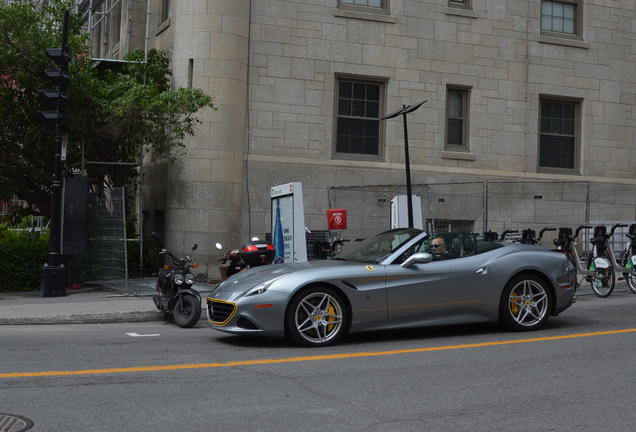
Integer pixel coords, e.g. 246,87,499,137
2,328,635,378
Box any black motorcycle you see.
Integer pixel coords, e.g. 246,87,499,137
216,239,275,280
152,234,202,328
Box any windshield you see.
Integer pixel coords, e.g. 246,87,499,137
337,229,424,263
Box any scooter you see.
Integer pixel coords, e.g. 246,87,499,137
151,232,202,327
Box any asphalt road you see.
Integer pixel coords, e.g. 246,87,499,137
2,292,636,432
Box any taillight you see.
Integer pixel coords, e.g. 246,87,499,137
266,244,275,250
243,245,258,252
162,265,171,270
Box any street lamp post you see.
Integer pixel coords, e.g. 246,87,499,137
37,10,71,297
381,100,428,228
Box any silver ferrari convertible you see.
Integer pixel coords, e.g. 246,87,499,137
207,229,576,346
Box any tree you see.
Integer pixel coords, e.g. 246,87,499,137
0,1,214,215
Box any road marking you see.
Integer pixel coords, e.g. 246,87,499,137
125,332,160,337
2,328,635,378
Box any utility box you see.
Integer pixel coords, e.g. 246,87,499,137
61,175,89,255
40,264,66,297
390,195,423,230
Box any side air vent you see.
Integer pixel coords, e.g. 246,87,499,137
236,317,258,330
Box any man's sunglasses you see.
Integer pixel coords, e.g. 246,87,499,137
431,244,441,249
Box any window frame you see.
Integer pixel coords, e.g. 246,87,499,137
537,95,582,174
444,85,471,152
448,0,472,10
108,0,122,51
540,0,583,39
337,0,390,15
160,0,170,23
332,74,387,161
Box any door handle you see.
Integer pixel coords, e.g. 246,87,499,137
476,267,487,275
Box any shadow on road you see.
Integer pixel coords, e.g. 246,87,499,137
212,315,591,350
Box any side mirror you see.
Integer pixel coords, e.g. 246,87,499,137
401,252,433,268
192,243,198,251
159,248,167,255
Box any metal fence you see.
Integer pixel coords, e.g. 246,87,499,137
328,180,636,254
69,186,128,287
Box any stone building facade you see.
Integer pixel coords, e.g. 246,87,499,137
82,0,636,274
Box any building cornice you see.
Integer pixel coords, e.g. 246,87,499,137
247,154,636,185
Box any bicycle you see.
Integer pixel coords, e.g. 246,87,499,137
553,225,593,292
585,223,628,298
619,223,636,294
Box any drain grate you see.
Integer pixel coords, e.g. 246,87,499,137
0,414,33,432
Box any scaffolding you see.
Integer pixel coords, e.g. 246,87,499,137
73,0,153,278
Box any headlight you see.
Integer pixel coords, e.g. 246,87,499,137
243,274,289,297
185,273,195,284
174,274,185,285
245,283,268,297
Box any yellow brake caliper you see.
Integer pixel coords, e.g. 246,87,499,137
510,289,520,316
326,303,336,333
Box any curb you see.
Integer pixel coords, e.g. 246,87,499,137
0,311,163,325
0,310,211,326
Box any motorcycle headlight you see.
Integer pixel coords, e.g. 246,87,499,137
185,273,195,284
174,274,185,285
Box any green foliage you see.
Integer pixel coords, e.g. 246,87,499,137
0,2,215,214
0,225,49,292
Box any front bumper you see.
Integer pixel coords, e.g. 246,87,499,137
206,294,287,338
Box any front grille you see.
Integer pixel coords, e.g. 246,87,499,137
207,299,236,325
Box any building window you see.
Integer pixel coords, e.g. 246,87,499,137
448,0,471,9
109,0,121,48
160,0,170,23
445,87,470,150
541,0,580,36
339,0,387,12
335,77,384,157
539,98,579,171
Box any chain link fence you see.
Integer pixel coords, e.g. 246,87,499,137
329,180,636,255
69,186,128,288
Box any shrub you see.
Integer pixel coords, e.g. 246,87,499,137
0,225,48,292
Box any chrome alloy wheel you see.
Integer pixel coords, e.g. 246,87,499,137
294,292,343,344
508,280,548,327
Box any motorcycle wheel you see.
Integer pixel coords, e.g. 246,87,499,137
173,295,201,328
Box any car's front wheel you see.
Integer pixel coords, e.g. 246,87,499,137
285,286,348,347
500,274,552,331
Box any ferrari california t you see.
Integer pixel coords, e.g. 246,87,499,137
207,228,576,346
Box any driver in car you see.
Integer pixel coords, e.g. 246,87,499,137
430,237,450,259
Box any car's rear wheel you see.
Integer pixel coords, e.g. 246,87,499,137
500,274,551,331
285,286,347,347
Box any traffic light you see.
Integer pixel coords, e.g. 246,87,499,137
37,47,70,130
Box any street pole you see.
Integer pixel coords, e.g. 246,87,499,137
49,11,69,269
39,10,70,297
381,100,427,229
402,108,413,228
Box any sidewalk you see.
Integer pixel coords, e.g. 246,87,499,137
0,282,214,325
